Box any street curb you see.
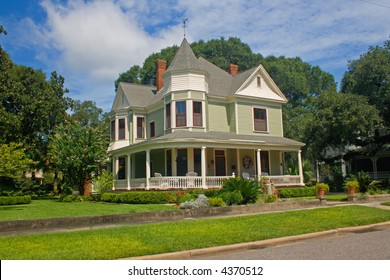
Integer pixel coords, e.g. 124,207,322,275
122,221,390,260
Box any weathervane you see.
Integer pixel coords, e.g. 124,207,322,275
182,18,188,38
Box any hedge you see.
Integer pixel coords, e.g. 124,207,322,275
277,187,317,198
101,191,178,204
0,195,32,206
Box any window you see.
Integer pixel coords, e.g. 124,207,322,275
110,120,115,141
253,108,267,132
165,103,171,129
118,157,126,180
150,121,155,138
118,118,125,140
136,116,145,139
176,101,186,127
256,76,261,87
193,101,202,127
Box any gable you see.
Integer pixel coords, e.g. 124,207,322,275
111,84,129,111
234,65,287,103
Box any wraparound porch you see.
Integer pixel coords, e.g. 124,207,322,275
110,145,304,190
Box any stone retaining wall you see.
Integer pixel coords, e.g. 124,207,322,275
0,200,323,234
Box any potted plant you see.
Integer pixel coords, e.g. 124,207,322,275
345,179,359,196
315,183,329,198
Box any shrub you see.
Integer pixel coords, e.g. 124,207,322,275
222,177,260,204
92,172,114,195
316,183,330,193
180,194,210,209
220,191,243,206
278,187,317,198
350,172,371,193
208,197,226,207
0,195,31,205
262,194,277,203
101,193,116,202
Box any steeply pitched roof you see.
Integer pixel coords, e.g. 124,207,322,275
116,38,286,109
166,38,201,72
117,83,163,109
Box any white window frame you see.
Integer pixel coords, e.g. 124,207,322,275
252,106,269,133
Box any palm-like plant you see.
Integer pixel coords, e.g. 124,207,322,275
222,177,260,204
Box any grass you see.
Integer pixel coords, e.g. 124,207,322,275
0,199,176,221
326,193,348,201
0,205,389,259
381,202,390,206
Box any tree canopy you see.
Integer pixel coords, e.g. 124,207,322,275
341,40,390,126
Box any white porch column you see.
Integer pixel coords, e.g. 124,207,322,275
172,148,177,176
372,157,378,179
112,156,116,191
127,154,131,190
146,149,150,190
256,149,262,178
298,150,304,185
201,146,207,189
236,149,241,176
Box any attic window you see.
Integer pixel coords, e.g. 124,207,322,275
257,76,261,87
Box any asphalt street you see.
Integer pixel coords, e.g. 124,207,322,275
199,227,390,260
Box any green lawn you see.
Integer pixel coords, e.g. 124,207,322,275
381,202,390,206
0,199,176,221
327,193,348,201
0,205,389,259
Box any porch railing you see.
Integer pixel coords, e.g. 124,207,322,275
367,171,390,180
113,175,302,190
266,175,302,187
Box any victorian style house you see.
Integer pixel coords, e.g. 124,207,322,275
107,38,305,190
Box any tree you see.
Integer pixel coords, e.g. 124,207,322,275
341,40,390,126
0,143,36,181
70,100,104,128
303,92,381,161
49,121,107,194
114,65,142,90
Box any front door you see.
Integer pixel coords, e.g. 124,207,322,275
176,149,188,176
215,150,226,176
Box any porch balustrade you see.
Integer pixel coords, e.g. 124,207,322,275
113,175,302,190
367,171,390,180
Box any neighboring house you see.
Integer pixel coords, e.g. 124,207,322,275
344,129,390,180
107,38,305,190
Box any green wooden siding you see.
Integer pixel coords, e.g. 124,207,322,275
151,150,166,175
236,101,283,136
147,107,164,138
270,150,282,175
207,101,230,132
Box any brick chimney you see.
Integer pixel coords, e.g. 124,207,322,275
228,64,238,76
156,59,167,91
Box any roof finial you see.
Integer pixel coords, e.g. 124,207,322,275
182,18,188,38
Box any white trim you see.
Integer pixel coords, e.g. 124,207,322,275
134,115,146,140
235,101,239,134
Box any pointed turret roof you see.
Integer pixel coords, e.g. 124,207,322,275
166,38,201,72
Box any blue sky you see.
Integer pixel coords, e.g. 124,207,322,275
1,0,389,112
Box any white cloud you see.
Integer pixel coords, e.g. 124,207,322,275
3,0,389,111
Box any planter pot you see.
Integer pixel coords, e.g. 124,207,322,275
317,188,326,197
347,186,356,197
273,189,279,199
